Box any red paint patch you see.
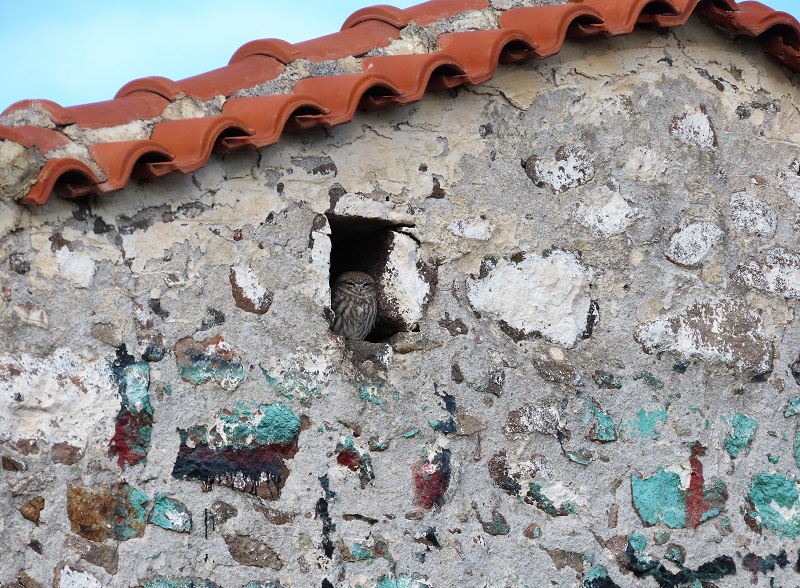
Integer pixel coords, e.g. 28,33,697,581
686,442,728,529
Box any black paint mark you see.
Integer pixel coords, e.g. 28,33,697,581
316,476,336,560
199,307,225,331
627,540,736,587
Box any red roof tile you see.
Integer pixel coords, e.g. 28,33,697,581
1,0,799,206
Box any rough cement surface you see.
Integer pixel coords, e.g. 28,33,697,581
2,15,800,588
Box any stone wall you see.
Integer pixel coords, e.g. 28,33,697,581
3,15,800,588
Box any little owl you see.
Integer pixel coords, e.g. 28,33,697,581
331,271,377,340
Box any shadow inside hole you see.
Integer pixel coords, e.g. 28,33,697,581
327,213,414,342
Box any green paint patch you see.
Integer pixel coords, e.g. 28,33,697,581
402,429,419,438
631,468,686,528
634,371,664,389
746,472,800,539
149,493,192,533
584,397,617,443
620,407,667,440
218,401,300,448
263,368,324,405
723,413,757,458
769,454,780,464
653,531,670,545
785,398,800,417
566,450,593,465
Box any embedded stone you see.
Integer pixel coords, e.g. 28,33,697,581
66,482,149,542
670,105,717,148
66,535,119,575
230,265,273,314
223,534,283,569
51,442,83,465
634,298,772,377
575,187,639,237
149,493,192,532
664,220,723,268
18,496,44,524
524,145,595,192
53,564,103,588
467,250,593,348
174,335,244,390
505,399,564,439
733,247,800,299
730,192,776,238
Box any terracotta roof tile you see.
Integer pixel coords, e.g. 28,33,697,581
2,0,799,206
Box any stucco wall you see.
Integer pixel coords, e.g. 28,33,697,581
3,15,800,588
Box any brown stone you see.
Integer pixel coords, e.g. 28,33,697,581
523,523,540,540
223,533,283,569
210,500,237,527
229,266,273,314
544,548,585,574
19,496,44,524
51,442,83,465
14,439,39,455
66,535,119,574
2,455,26,471
455,408,485,436
605,535,631,574
90,322,120,347
253,501,296,525
66,482,147,542
15,571,42,588
11,471,54,496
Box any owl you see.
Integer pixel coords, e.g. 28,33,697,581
331,271,378,340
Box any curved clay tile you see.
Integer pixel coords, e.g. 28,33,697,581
293,73,403,126
295,20,402,61
221,94,330,149
498,5,605,59
0,125,70,153
144,116,255,177
21,159,102,206
341,5,412,30
89,141,174,193
229,38,303,66
3,0,800,206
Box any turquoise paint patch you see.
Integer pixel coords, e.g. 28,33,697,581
631,469,686,528
180,359,244,389
351,543,376,562
263,369,324,405
112,484,150,541
628,533,647,553
375,576,430,588
144,580,222,588
149,493,192,533
747,472,800,539
218,401,300,448
786,398,800,417
359,382,388,410
527,483,576,516
634,371,664,389
620,408,667,439
653,531,670,545
723,413,757,458
243,584,282,588
584,397,617,442
123,362,152,412
769,454,780,464
795,432,800,469
583,566,611,587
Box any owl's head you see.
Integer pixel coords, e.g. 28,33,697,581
334,271,376,296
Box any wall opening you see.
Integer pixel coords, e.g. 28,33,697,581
326,213,418,342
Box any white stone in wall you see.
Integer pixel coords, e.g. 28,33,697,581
733,247,800,299
448,217,492,240
669,105,717,149
574,186,639,237
526,145,595,193
382,232,434,329
56,565,104,588
634,298,772,375
467,250,593,348
0,349,117,448
664,219,723,268
729,192,777,238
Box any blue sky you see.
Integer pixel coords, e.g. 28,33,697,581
0,0,797,111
